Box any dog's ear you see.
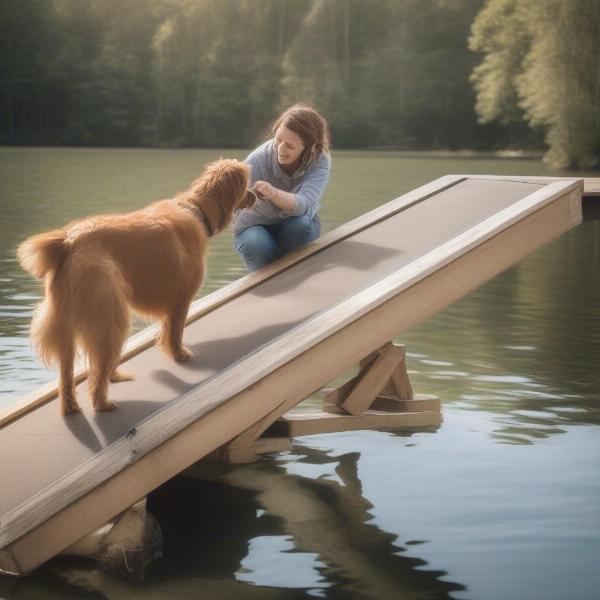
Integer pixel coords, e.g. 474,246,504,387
185,159,249,206
219,161,252,211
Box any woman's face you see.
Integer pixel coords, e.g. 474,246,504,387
274,124,305,169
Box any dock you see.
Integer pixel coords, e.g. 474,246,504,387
0,175,583,575
583,178,599,197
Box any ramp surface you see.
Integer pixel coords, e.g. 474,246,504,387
0,175,582,575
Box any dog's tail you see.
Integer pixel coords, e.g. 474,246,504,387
18,230,68,279
30,278,74,368
18,230,73,367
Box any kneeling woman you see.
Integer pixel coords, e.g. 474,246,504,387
233,104,331,271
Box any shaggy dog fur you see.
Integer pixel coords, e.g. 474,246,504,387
18,159,251,415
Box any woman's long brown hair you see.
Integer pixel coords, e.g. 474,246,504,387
271,104,330,173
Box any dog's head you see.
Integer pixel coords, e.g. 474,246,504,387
183,159,254,233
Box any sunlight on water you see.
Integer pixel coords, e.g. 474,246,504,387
236,535,329,592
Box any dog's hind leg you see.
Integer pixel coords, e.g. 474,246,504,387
31,278,81,415
88,362,118,411
159,296,194,362
78,263,131,411
110,368,134,383
59,336,81,415
85,311,130,411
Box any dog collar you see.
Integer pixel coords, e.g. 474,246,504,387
180,203,215,237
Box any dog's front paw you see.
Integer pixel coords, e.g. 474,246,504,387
62,400,82,416
174,346,194,362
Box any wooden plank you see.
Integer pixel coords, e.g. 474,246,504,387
200,181,581,454
583,178,600,197
1,181,581,574
0,182,577,545
226,399,291,450
229,343,406,450
380,346,413,399
0,549,19,576
0,175,464,429
0,180,580,550
322,374,360,406
321,364,373,407
324,394,440,413
372,394,440,412
271,410,443,437
340,343,404,416
322,343,412,408
463,175,596,197
207,437,291,464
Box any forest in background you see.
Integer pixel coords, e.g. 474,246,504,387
1,0,598,169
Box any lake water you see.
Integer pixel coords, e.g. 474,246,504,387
0,147,598,599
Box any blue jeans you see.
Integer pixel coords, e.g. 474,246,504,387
234,215,321,272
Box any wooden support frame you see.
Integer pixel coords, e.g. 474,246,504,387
323,342,415,414
323,341,442,417
0,177,582,575
269,409,442,438
212,342,440,462
274,342,441,441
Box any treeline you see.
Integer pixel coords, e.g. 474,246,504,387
470,0,600,169
0,0,598,169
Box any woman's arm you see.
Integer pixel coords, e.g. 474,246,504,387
289,155,331,217
252,181,296,212
253,154,331,216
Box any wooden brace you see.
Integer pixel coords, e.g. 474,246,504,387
322,342,413,415
206,342,440,463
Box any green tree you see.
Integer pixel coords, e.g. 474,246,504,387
470,0,600,169
53,0,165,145
153,0,310,147
0,0,59,142
359,0,487,150
282,0,492,150
281,0,389,147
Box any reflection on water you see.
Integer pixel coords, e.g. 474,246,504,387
0,148,599,599
0,442,463,599
401,220,600,445
220,447,463,599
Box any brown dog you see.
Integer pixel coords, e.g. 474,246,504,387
18,159,251,415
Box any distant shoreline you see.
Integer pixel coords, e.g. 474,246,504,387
0,144,545,160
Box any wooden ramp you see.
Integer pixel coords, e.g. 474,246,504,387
0,175,582,575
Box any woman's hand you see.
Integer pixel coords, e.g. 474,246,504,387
253,181,276,201
253,181,296,213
